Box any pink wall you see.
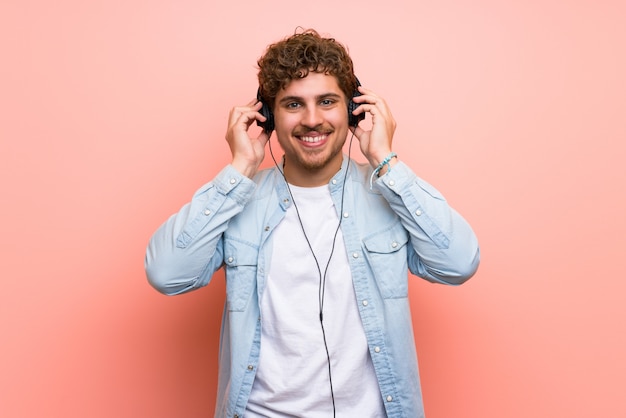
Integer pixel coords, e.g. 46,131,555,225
2,1,625,417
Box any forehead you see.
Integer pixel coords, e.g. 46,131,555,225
277,72,345,99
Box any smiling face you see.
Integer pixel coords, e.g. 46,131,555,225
273,72,350,187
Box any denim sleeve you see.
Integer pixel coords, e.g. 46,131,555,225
145,165,256,295
373,161,480,285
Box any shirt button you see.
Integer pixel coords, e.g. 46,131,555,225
227,256,234,263
389,180,395,186
229,178,236,185
247,365,254,371
391,241,398,248
374,346,381,353
386,395,393,402
343,212,349,218
204,209,211,216
283,198,290,204
362,300,368,306
264,226,270,231
234,415,239,418
352,252,359,259
415,209,423,216
332,179,337,185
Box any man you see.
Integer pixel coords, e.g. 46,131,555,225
146,29,480,418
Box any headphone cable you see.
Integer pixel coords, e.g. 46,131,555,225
268,131,355,418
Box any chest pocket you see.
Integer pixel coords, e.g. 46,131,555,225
223,237,259,312
362,221,410,299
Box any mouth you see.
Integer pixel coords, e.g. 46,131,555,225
295,130,332,146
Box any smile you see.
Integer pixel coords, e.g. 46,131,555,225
295,128,334,145
299,134,329,143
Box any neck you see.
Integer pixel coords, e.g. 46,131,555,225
282,157,343,187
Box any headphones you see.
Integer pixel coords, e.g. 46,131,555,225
256,77,365,133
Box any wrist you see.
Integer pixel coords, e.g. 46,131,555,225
231,157,259,179
376,155,397,176
369,152,398,189
373,152,397,176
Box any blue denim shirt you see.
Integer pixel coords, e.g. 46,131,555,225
146,157,480,418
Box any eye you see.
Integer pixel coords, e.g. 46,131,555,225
286,102,301,109
320,99,336,106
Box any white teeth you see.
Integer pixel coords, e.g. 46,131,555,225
300,135,326,143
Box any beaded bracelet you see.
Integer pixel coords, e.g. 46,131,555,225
369,152,397,189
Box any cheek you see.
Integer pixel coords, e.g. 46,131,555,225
329,105,350,123
274,112,298,131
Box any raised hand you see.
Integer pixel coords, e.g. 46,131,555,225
350,86,398,173
225,99,271,178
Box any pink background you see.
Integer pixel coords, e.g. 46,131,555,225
1,1,625,417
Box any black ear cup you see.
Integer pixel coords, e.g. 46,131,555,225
348,77,365,127
256,76,363,133
257,88,275,133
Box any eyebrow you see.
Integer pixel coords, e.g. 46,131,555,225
277,92,343,105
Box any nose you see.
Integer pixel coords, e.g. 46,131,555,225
301,105,323,128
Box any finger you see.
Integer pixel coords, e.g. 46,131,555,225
350,124,365,139
349,125,370,141
229,106,264,129
352,85,379,102
363,99,393,122
353,97,390,121
353,103,382,119
256,129,270,145
230,99,262,116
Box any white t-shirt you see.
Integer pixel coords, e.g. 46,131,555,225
246,184,385,417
